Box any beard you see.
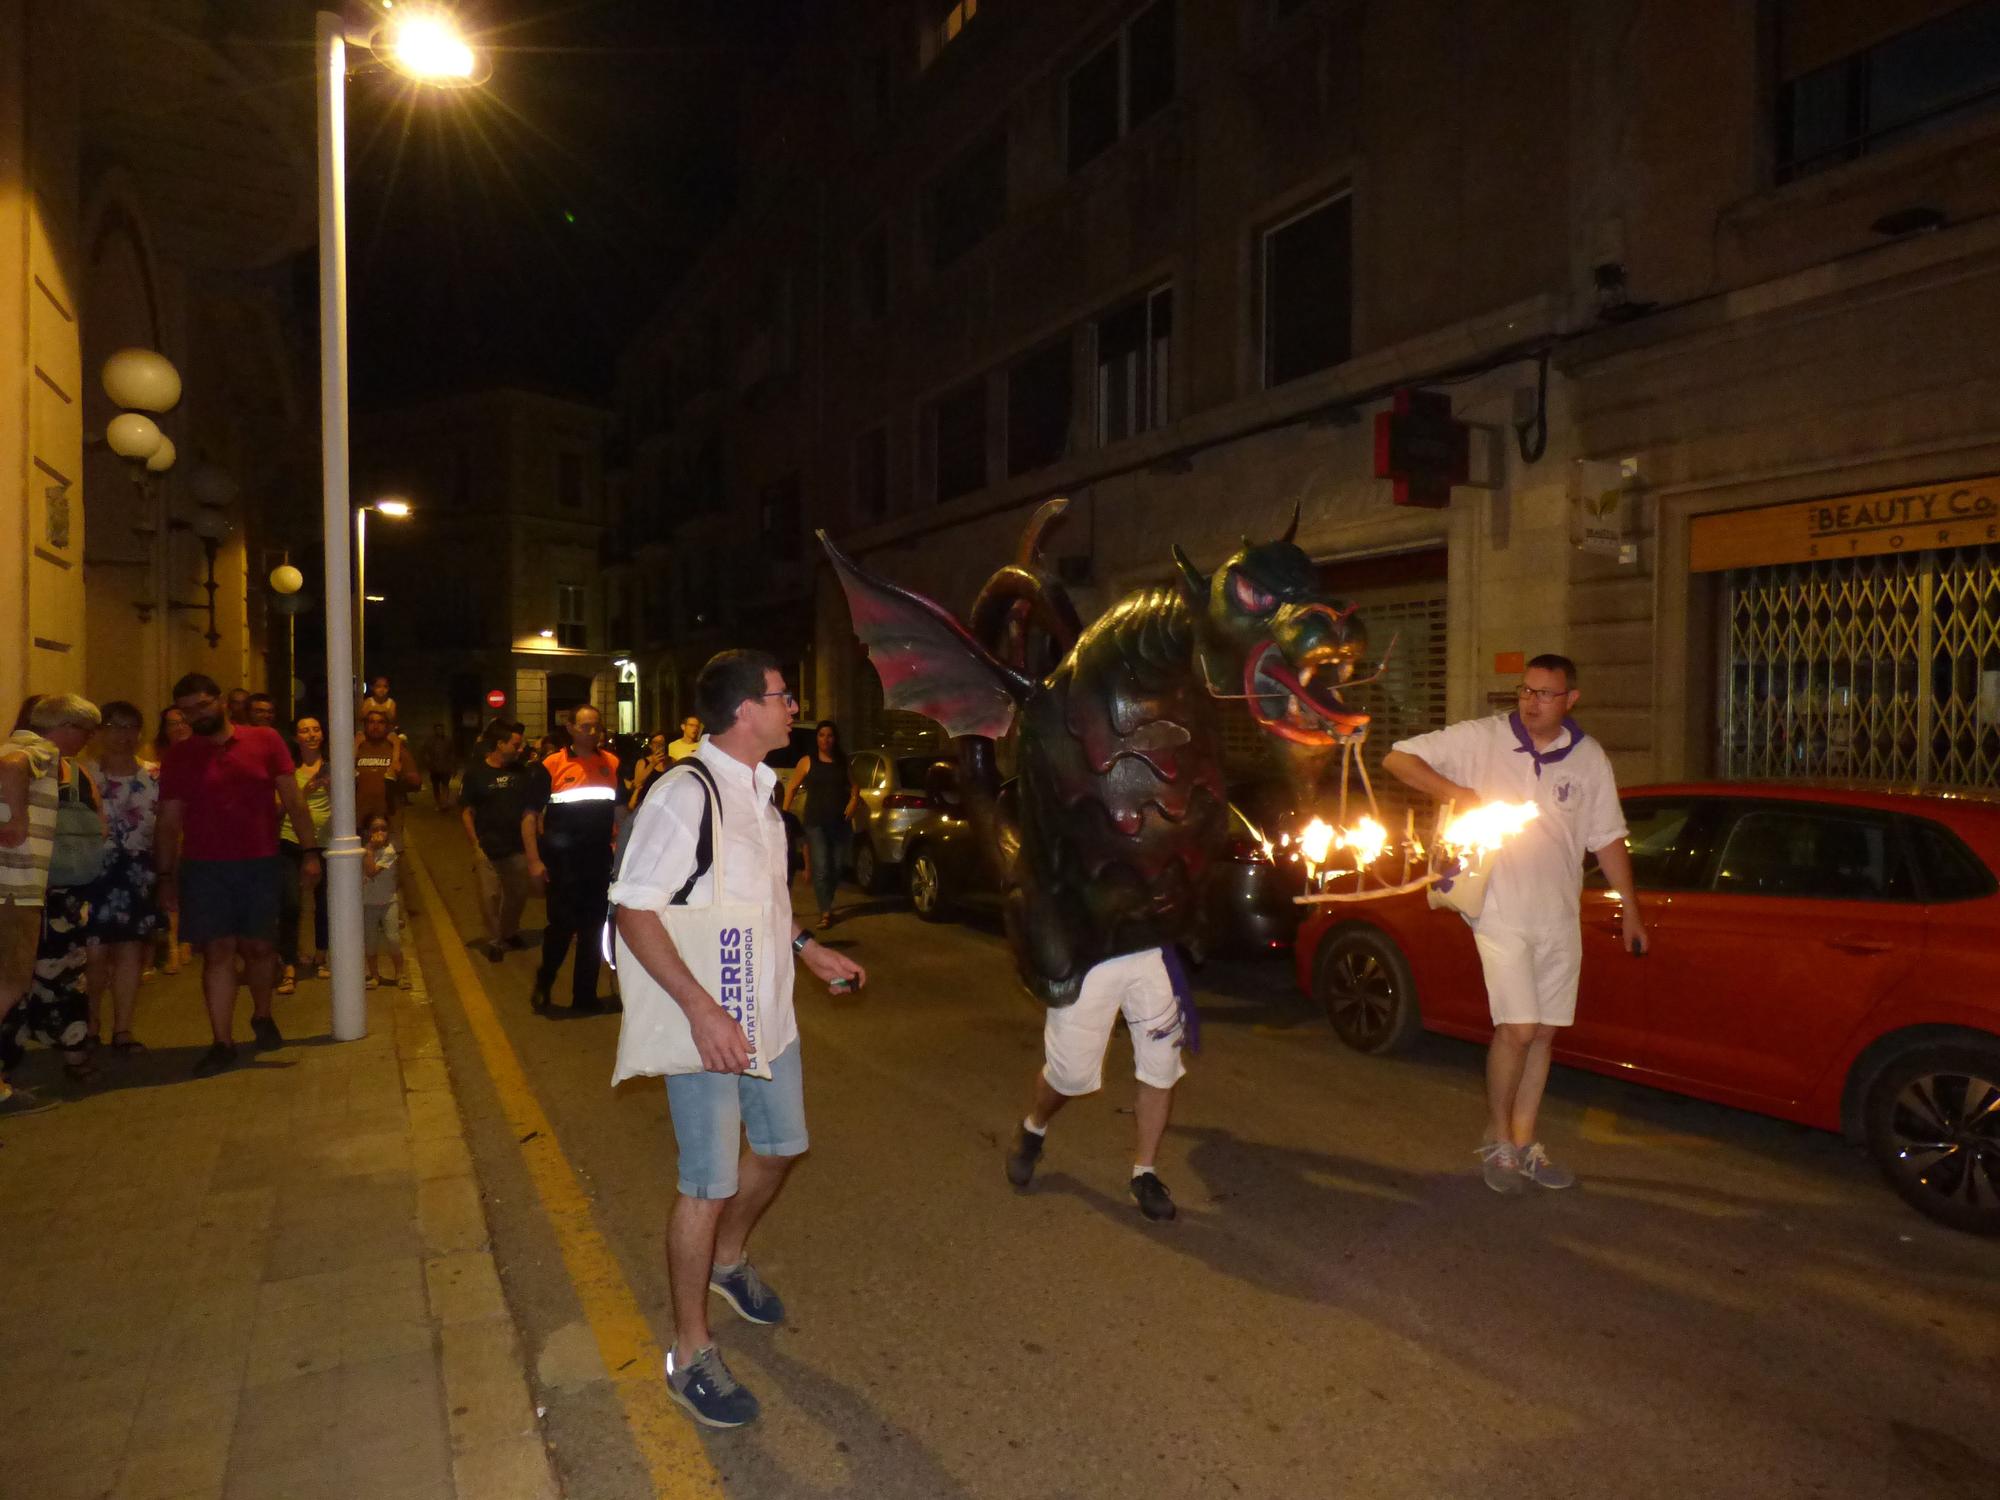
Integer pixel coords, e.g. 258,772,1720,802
191,712,225,735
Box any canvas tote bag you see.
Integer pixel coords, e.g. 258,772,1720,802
611,760,775,1084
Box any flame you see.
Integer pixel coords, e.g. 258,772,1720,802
1441,800,1539,857
1297,818,1335,867
1335,816,1389,868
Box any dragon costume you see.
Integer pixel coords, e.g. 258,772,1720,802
821,500,1370,1006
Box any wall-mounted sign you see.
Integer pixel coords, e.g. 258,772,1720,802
1690,474,2000,572
1373,388,1469,508
485,689,507,709
1571,458,1640,564
1493,651,1525,675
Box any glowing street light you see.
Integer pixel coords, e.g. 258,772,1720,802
383,12,480,83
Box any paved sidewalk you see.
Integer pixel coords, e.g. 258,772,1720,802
0,917,561,1499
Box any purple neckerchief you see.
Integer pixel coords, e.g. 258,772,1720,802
1509,711,1585,779
1154,945,1200,1055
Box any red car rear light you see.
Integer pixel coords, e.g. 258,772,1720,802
882,792,931,810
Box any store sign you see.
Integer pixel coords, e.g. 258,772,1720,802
1690,474,2000,572
1373,389,1469,509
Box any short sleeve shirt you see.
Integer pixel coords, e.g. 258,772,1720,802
159,727,296,862
460,760,533,858
1391,714,1627,932
608,741,798,1061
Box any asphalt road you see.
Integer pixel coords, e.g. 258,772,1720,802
401,810,2000,1500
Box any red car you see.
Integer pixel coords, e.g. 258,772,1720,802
1295,782,2000,1235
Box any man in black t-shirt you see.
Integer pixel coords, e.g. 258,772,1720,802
458,719,535,962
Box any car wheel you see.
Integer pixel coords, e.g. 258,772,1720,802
852,840,880,894
1313,924,1423,1055
907,847,946,921
1863,1039,2000,1236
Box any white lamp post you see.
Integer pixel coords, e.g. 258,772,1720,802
355,498,411,691
317,7,482,1041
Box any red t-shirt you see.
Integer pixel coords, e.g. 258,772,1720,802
159,727,296,862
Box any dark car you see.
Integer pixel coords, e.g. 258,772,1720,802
1294,782,2000,1235
899,763,1305,955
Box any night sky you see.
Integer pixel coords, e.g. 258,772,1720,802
343,0,802,410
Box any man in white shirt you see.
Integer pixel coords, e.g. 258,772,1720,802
610,649,864,1429
1383,653,1646,1193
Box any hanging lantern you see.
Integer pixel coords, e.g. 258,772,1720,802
106,412,164,461
145,435,177,473
269,563,305,594
100,348,182,412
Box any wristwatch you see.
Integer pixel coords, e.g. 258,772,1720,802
792,930,812,956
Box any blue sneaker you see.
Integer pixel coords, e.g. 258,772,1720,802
664,1344,759,1428
709,1260,784,1325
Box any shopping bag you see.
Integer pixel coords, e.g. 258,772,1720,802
611,761,775,1083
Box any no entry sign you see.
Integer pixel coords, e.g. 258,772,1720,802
485,689,507,709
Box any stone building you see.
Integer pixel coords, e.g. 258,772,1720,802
352,388,616,741
609,0,2000,793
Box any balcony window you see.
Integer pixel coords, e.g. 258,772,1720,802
555,582,588,650
1066,1,1177,173
923,129,1007,269
1007,337,1074,477
1095,285,1171,445
1261,193,1352,387
929,378,988,503
919,0,979,70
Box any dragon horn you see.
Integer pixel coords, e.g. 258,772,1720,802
1279,500,1300,546
1014,497,1070,566
1171,544,1208,603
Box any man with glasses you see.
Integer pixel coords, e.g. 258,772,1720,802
1383,653,1645,1192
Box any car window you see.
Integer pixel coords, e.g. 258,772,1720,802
1711,805,1916,901
1585,797,1704,890
894,756,931,790
1904,816,1998,902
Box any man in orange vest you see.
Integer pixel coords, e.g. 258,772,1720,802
525,704,620,1012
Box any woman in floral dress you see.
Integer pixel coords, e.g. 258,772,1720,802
83,701,160,1051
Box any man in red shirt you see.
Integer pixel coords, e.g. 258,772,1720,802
156,673,322,1077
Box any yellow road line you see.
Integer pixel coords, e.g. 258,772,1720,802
405,844,722,1497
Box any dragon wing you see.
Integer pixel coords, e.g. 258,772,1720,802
819,531,1028,740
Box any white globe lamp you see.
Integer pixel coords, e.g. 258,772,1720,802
100,348,182,412
145,435,177,473
270,563,305,595
106,412,164,461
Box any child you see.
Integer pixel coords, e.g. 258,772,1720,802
360,815,407,989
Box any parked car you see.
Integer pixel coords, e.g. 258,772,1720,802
1294,782,2000,1235
846,748,940,893
899,764,1306,955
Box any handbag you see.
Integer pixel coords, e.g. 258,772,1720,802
611,760,775,1084
47,763,108,889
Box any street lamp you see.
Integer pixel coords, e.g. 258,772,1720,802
317,6,483,1041
355,497,413,693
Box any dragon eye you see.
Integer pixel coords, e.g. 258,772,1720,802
1231,570,1275,616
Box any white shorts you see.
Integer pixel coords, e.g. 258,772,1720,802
1472,923,1582,1027
1042,947,1188,1097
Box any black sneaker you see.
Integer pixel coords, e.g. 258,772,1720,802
529,983,552,1014
664,1344,760,1428
1005,1124,1044,1188
709,1260,784,1326
0,1085,58,1119
251,1017,283,1051
192,1042,238,1079
1130,1171,1177,1223
484,942,506,964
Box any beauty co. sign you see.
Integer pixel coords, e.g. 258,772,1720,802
1689,475,2000,572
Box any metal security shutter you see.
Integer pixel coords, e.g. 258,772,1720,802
1721,544,2000,788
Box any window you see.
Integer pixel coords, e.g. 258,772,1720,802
1095,285,1172,444
929,378,988,503
1067,1,1177,172
919,0,978,69
853,223,889,326
855,425,889,522
761,476,801,561
1262,193,1352,387
1585,797,1709,891
1904,817,1998,902
555,582,588,650
923,130,1007,269
1710,805,1916,901
1776,1,2000,182
558,452,585,509
1007,337,1073,476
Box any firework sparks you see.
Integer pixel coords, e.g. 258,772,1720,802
1440,800,1539,857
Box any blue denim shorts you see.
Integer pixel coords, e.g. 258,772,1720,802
664,1041,807,1199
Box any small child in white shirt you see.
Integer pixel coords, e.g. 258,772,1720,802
361,814,407,989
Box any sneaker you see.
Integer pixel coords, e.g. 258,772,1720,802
709,1260,785,1326
397,974,412,990
251,1017,283,1052
1517,1142,1576,1190
0,1085,59,1119
1005,1124,1044,1188
1475,1140,1525,1194
276,966,296,996
664,1344,760,1429
192,1042,238,1079
485,942,506,964
1130,1171,1177,1222
315,961,331,978
364,974,379,990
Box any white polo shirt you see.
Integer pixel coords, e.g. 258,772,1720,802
607,740,798,1060
1392,713,1627,933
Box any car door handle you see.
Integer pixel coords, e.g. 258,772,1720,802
1824,937,1892,955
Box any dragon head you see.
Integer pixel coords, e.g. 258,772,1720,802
1173,508,1370,749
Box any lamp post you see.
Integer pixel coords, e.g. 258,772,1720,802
355,497,412,691
316,8,481,1041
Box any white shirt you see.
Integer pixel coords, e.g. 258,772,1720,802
607,740,798,1059
1392,713,1627,933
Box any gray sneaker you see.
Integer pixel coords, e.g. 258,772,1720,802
664,1344,760,1428
709,1260,784,1325
1475,1139,1525,1194
1518,1142,1576,1189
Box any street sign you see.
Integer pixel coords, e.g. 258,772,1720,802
485,689,507,709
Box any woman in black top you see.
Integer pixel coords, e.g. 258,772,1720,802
783,720,859,927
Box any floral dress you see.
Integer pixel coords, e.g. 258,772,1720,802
82,763,160,943
0,764,98,1064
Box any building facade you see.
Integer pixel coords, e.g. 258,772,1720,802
609,0,2000,795
352,388,616,743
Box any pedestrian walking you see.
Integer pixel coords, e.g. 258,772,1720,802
80,701,160,1052
1382,652,1645,1192
782,720,858,929
666,714,702,762
630,732,670,810
246,693,277,729
355,708,421,837
360,815,407,989
0,694,103,1099
420,724,456,810
225,688,252,727
277,715,334,992
458,718,535,962
151,706,194,973
609,649,864,1429
524,704,618,1013
155,673,323,1077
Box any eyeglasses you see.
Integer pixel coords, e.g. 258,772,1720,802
760,690,798,708
1515,684,1571,703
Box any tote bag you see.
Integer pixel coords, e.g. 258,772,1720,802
611,761,775,1084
